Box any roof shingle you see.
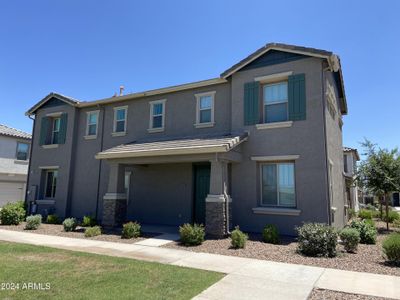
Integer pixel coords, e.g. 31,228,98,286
0,124,31,140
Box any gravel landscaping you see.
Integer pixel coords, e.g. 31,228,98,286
308,289,391,300
164,221,400,276
0,223,156,244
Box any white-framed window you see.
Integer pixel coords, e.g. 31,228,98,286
86,110,99,137
261,162,295,207
263,81,289,123
51,117,61,144
148,99,166,132
113,106,127,134
195,91,215,127
44,169,58,199
16,142,29,160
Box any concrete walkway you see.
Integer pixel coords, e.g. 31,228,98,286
0,229,399,300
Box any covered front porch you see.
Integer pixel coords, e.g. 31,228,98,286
95,134,247,237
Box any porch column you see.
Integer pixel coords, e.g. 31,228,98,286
102,163,127,227
205,159,231,237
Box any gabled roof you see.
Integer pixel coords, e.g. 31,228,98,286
220,43,347,114
343,147,360,161
0,124,31,140
96,133,248,159
26,92,80,116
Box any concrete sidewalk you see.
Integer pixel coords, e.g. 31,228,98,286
0,229,399,300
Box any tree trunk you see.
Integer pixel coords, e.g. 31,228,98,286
385,194,389,231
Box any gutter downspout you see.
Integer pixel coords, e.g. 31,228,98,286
95,105,105,221
26,115,35,215
321,63,332,225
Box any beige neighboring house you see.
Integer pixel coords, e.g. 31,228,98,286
0,124,31,207
343,147,360,212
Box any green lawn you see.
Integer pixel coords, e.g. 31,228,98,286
0,242,223,300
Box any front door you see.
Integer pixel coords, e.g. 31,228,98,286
193,164,210,225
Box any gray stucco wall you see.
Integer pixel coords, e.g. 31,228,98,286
324,71,346,228
229,57,330,235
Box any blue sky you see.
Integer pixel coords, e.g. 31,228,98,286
1,0,399,151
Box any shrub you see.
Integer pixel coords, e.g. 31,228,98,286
296,223,337,257
358,209,373,220
230,226,248,249
0,201,26,225
393,219,400,228
46,214,60,224
179,223,205,246
347,208,356,219
262,224,279,244
349,219,377,244
365,204,376,211
339,227,360,253
121,221,141,239
25,214,42,230
82,215,97,227
85,226,102,237
63,218,77,232
382,211,400,223
382,233,400,264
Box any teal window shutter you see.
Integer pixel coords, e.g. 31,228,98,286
39,117,50,145
58,113,68,144
244,81,260,125
288,73,306,121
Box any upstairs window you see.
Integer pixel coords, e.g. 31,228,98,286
44,169,58,199
263,81,288,123
39,113,67,146
261,163,295,207
16,142,29,160
52,117,61,144
343,154,348,173
86,111,99,137
113,106,127,134
195,92,215,127
149,99,166,132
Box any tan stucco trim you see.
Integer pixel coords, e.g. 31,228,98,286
255,121,293,130
39,166,59,170
251,155,300,162
254,71,293,83
103,193,127,200
252,207,301,216
46,112,63,117
41,144,59,149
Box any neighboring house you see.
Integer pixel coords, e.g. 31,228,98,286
25,43,348,236
343,147,360,213
0,124,31,207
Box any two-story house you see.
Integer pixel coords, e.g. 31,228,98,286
0,124,31,207
343,147,360,213
25,43,348,236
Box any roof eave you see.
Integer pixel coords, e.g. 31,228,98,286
25,93,79,116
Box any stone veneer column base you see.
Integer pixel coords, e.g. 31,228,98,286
102,193,127,227
205,194,231,238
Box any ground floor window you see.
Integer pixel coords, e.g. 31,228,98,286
44,170,58,198
261,162,295,207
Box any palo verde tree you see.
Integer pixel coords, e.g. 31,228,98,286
357,140,400,230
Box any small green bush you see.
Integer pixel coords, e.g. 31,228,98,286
349,219,377,244
262,224,280,244
365,204,376,211
382,211,400,223
46,214,60,224
230,226,248,249
85,226,102,237
393,219,400,228
82,215,97,227
179,223,205,246
358,209,373,220
296,223,337,257
121,221,141,239
347,208,356,219
382,233,400,264
25,214,42,230
0,201,26,225
339,227,360,253
62,218,77,232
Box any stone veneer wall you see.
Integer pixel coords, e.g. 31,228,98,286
102,198,127,227
205,201,227,237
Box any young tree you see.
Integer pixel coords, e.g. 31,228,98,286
357,140,400,230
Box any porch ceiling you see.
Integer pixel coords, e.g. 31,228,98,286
95,133,248,160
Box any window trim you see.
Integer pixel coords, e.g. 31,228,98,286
44,169,58,199
85,110,100,139
260,162,296,208
148,99,166,133
194,91,216,128
263,81,289,124
112,106,128,136
51,117,61,145
15,142,29,161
